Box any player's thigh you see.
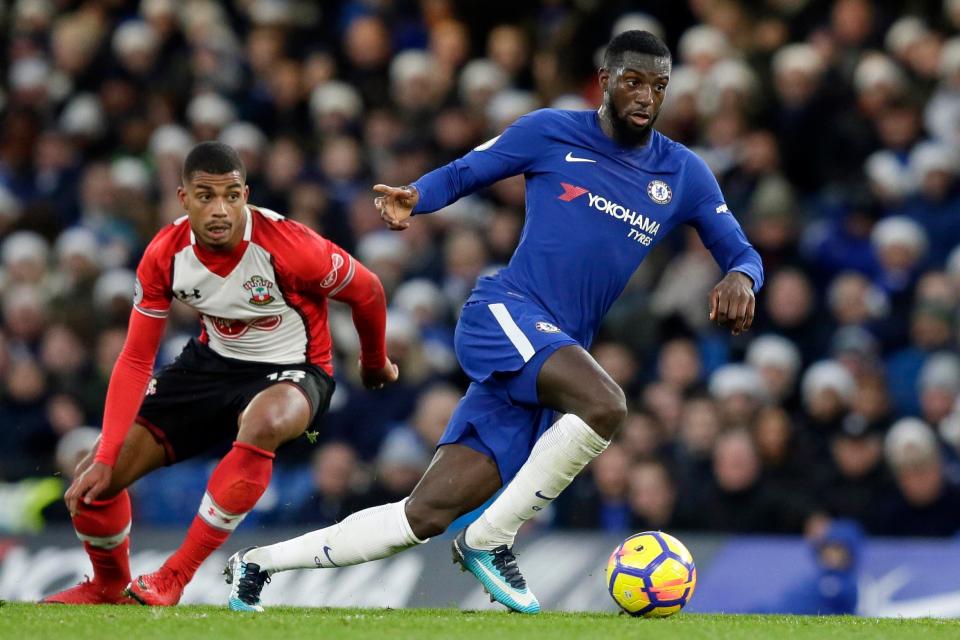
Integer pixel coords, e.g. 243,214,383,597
236,382,314,450
535,344,626,436
99,423,168,498
236,364,333,447
407,444,501,516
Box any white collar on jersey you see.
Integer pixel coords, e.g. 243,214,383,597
189,206,253,245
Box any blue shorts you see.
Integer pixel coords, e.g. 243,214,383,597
438,297,579,483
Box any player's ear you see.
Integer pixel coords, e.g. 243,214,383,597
243,184,250,201
599,67,610,91
177,185,187,210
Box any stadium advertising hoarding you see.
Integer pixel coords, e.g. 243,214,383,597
1,528,958,616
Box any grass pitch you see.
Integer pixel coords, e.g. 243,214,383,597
2,602,957,640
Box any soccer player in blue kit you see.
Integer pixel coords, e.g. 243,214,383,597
224,30,763,613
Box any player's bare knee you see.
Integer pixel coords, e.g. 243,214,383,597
404,498,453,540
581,385,627,440
239,412,297,450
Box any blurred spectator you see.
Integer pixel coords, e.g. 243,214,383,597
756,268,831,360
875,418,960,536
674,396,722,491
287,442,368,526
745,335,802,410
918,353,960,427
628,460,695,532
813,413,892,530
708,364,766,428
555,443,630,531
766,519,863,615
690,429,804,533
753,406,816,515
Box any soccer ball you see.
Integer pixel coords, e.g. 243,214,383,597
605,531,697,618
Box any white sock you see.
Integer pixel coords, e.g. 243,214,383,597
245,498,426,573
465,413,609,550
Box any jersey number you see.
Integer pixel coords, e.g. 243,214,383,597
267,370,306,382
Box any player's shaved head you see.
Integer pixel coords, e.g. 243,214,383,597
182,141,246,184
603,30,671,71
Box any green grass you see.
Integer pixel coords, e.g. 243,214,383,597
2,603,957,640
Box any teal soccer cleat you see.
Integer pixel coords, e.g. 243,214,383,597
224,547,270,612
452,530,541,614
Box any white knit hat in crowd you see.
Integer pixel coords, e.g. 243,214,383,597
149,124,195,159
219,121,268,154
771,43,824,78
59,93,106,138
885,417,940,469
745,335,802,378
112,20,160,58
186,93,237,129
870,216,928,256
611,13,665,41
801,360,856,407
708,364,766,401
2,231,49,268
310,81,363,121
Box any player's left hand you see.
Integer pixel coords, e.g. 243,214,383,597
709,272,755,336
360,358,400,390
65,461,113,516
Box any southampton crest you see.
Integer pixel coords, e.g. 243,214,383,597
244,274,275,305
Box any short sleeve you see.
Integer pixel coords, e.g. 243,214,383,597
267,219,356,297
134,230,174,318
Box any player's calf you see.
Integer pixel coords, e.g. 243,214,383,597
404,497,459,540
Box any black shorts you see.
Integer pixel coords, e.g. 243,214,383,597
137,339,335,463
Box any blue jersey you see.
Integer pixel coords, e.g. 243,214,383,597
412,109,764,347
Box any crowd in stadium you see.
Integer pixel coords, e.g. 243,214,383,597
2,0,960,538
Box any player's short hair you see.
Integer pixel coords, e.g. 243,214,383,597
182,141,246,184
603,30,671,69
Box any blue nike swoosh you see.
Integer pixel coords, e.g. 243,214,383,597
535,490,557,501
322,545,340,567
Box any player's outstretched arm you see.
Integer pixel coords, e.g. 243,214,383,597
328,252,399,390
65,309,166,513
373,184,419,231
709,271,756,336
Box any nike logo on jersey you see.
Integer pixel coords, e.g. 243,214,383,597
565,152,596,163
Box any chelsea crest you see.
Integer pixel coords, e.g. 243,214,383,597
647,180,672,205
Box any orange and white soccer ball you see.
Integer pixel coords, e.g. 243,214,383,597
605,531,697,617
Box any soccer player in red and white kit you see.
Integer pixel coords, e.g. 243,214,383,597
42,142,398,606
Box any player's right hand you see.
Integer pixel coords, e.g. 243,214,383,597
373,184,418,231
65,461,113,516
360,358,400,390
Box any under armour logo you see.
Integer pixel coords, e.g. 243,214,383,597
208,507,235,524
177,288,202,301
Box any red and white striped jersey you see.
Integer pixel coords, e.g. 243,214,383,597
134,205,356,373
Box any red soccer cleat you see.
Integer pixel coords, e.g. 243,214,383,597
41,577,135,605
125,569,186,606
